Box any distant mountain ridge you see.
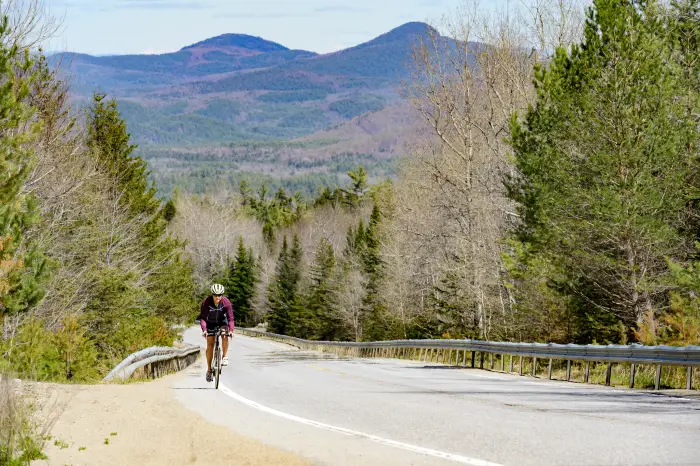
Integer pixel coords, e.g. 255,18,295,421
181,33,291,53
50,22,454,148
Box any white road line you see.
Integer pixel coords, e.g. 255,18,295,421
218,383,505,466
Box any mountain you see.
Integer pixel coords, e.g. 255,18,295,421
181,33,289,53
50,22,457,195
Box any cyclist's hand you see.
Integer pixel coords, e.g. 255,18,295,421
228,331,233,338
202,331,206,338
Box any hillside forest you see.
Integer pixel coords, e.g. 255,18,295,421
1,0,699,395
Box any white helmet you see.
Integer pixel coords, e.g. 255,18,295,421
211,283,225,296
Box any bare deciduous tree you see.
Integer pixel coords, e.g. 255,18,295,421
386,0,586,340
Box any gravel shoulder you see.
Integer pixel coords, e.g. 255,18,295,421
31,355,310,466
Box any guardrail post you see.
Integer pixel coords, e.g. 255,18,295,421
471,351,476,368
548,359,553,379
584,361,590,383
490,353,494,369
509,355,514,373
630,363,636,388
687,367,693,390
449,349,455,365
480,351,484,369
461,350,467,366
655,365,662,390
501,354,505,372
566,360,571,381
605,363,613,386
519,356,523,376
532,357,537,377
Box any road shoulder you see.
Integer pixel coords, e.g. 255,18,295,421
31,357,310,466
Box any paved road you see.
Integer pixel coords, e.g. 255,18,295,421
175,327,700,466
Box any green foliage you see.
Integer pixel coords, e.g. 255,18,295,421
193,99,241,122
0,373,47,465
88,93,159,215
222,237,259,327
0,18,50,319
197,70,334,94
329,97,384,119
0,315,98,382
305,238,345,340
265,235,303,335
70,93,196,373
505,0,699,343
240,183,307,245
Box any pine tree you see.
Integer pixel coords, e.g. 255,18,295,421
360,203,388,341
0,17,49,318
505,0,697,343
87,92,159,216
266,236,291,334
342,167,368,207
84,93,196,353
225,236,258,327
306,238,343,340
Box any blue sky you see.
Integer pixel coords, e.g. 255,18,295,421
46,0,490,55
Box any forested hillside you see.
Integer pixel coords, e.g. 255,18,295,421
46,22,449,198
172,0,699,349
1,19,195,384
2,0,699,389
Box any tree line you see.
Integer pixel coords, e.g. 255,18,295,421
179,0,699,347
0,11,195,382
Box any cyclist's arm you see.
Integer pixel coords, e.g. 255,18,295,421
198,298,208,333
224,298,234,333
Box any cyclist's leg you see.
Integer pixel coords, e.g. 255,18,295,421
206,334,215,371
222,332,229,358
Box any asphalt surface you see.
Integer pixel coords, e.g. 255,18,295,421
175,327,700,466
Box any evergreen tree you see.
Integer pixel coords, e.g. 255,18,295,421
225,236,258,327
84,93,196,355
342,166,368,207
306,238,343,340
505,0,698,343
266,236,295,334
87,92,159,216
0,17,49,318
360,203,388,341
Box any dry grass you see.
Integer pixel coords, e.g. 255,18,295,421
0,372,63,466
386,349,700,390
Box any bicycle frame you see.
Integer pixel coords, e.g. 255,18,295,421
212,327,227,389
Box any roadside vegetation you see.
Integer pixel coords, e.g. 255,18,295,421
175,0,700,351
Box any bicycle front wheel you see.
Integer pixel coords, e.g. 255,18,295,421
214,344,221,389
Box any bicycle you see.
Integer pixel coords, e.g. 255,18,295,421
211,326,228,389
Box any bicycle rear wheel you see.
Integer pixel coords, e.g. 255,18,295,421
214,338,221,389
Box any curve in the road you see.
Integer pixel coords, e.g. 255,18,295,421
218,382,503,466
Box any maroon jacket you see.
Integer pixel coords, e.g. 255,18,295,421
198,296,234,332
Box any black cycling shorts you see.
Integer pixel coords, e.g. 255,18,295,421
206,326,229,337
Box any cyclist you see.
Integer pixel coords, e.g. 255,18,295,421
198,283,234,382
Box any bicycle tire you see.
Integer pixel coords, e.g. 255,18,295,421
214,337,221,389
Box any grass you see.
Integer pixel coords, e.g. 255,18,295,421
0,372,50,465
54,439,69,449
368,348,700,391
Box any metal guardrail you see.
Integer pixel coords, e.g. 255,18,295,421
237,328,700,390
103,345,200,382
